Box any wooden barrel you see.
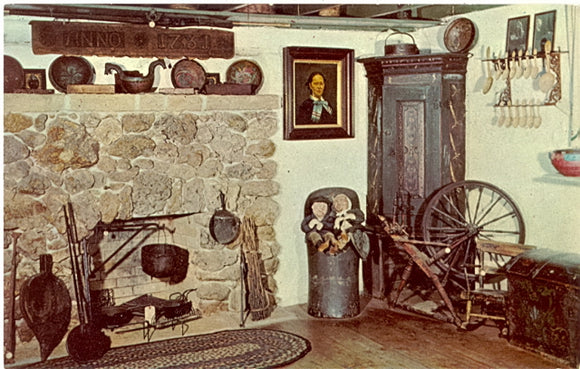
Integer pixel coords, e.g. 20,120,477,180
307,244,360,318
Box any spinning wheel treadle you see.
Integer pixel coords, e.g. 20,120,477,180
377,180,527,330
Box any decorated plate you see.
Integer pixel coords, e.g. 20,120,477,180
444,17,477,53
4,55,25,93
49,56,95,93
171,59,206,89
226,60,263,93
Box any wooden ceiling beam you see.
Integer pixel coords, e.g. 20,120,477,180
3,4,233,28
4,3,444,32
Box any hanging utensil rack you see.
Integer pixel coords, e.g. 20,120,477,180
482,50,567,107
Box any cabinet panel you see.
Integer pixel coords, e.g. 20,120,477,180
383,86,429,229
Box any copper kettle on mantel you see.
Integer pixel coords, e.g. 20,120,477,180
105,58,168,94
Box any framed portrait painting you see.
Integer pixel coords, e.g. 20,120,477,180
506,15,529,54
283,47,353,140
533,10,556,53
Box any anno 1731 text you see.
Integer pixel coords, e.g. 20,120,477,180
31,21,235,59
62,31,214,51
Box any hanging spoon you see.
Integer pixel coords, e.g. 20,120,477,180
525,101,532,128
523,50,532,79
505,101,513,127
519,99,527,128
512,99,520,127
497,106,505,127
533,100,542,128
494,52,504,80
526,101,535,128
509,51,517,80
514,49,524,79
482,47,494,94
501,52,510,80
531,48,540,79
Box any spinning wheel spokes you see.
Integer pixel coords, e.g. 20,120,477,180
421,180,526,289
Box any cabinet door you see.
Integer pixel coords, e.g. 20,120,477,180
382,84,435,230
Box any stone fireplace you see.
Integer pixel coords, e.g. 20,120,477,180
4,93,281,346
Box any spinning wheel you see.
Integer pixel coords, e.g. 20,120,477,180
421,180,526,290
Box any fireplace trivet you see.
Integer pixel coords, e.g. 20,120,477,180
113,290,201,342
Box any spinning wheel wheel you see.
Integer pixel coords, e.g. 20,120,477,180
421,180,526,290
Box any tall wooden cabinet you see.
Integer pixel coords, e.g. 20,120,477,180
358,53,469,297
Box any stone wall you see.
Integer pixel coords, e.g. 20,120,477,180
3,94,281,346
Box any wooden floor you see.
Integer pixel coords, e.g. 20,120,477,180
9,298,572,369
261,298,572,369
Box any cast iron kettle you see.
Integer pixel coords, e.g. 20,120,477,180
384,31,420,56
209,191,241,244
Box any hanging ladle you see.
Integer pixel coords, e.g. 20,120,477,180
539,41,555,93
482,46,493,94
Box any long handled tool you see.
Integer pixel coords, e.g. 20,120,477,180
63,203,111,363
4,232,21,364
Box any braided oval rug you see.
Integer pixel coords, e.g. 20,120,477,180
18,329,311,369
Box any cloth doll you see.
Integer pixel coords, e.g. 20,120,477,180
329,193,365,254
301,197,340,253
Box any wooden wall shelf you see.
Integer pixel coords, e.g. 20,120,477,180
3,94,281,113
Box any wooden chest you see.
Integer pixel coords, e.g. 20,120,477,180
504,249,580,367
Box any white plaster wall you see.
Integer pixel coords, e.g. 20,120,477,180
4,5,579,308
230,27,377,307
414,4,580,256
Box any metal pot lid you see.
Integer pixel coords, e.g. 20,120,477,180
444,17,477,53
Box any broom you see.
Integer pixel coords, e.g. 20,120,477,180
240,217,275,321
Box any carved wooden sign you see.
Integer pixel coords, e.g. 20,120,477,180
31,21,234,59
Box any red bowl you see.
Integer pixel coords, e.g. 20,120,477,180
549,149,580,177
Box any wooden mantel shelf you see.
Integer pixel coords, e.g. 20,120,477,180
3,93,281,113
